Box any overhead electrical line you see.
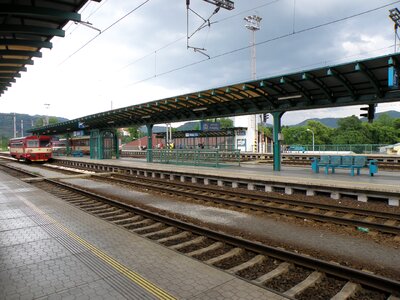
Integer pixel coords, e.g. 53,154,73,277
126,0,400,87
59,0,151,65
120,0,281,71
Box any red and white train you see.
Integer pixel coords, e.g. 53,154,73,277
9,135,52,162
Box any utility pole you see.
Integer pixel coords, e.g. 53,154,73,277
44,103,50,125
13,113,16,138
20,119,24,137
244,15,262,153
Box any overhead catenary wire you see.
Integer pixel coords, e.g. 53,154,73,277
59,0,151,66
65,0,112,37
120,0,281,71
126,0,400,87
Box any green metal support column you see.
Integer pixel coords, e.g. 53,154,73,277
90,129,101,159
146,124,153,162
272,111,285,171
65,133,71,155
113,129,120,159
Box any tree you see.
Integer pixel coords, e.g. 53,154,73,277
332,116,370,144
305,120,333,145
34,116,58,127
204,118,233,129
219,118,234,128
336,115,362,131
374,113,394,127
126,126,143,140
258,125,272,138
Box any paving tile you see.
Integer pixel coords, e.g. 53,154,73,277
0,216,36,231
0,208,26,220
0,255,102,300
0,226,50,247
191,278,285,300
41,279,127,300
0,238,71,271
0,170,286,300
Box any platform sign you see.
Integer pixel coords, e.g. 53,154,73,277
185,132,199,137
236,138,246,152
388,65,399,89
201,121,220,131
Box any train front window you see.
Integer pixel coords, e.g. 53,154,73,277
27,140,39,147
39,140,50,147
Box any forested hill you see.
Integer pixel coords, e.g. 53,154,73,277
295,110,400,128
0,113,68,138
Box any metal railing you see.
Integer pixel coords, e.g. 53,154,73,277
287,144,388,154
150,149,241,167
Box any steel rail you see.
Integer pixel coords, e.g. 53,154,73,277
98,175,400,235
110,173,400,221
36,177,400,294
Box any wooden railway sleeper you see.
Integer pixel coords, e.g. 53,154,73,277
85,205,113,213
187,241,224,257
113,215,142,225
331,282,360,300
66,198,91,204
169,236,207,250
255,262,292,284
142,226,176,238
283,271,324,298
130,222,163,233
124,219,152,229
156,231,191,243
205,247,244,265
227,254,267,274
77,202,105,209
103,212,131,221
95,209,124,218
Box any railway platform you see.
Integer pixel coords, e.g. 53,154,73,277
0,170,287,300
54,156,400,206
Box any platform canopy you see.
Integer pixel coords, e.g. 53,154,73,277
0,0,101,96
29,53,400,135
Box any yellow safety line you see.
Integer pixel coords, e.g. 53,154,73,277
21,199,176,300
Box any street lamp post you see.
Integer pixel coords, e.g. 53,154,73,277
137,129,141,149
306,128,314,152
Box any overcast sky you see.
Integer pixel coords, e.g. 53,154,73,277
2,0,400,126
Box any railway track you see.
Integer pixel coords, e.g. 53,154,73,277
26,180,400,299
0,161,399,299
87,173,400,236
4,159,400,236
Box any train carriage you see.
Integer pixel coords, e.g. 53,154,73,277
9,135,52,162
70,136,90,155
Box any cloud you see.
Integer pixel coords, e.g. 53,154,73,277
1,0,399,127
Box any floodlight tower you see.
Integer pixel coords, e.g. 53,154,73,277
244,15,262,80
389,8,400,52
244,15,262,153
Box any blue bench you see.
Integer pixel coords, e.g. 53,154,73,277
311,155,378,176
72,150,83,157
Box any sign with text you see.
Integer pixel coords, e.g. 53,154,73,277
201,121,220,131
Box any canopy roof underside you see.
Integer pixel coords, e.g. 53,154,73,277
30,53,400,135
0,0,100,96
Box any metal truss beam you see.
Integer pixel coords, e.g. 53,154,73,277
302,72,334,102
0,25,65,37
355,63,383,98
0,38,52,49
0,49,42,58
0,4,81,22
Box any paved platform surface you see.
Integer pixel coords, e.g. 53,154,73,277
57,156,400,194
0,170,287,300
